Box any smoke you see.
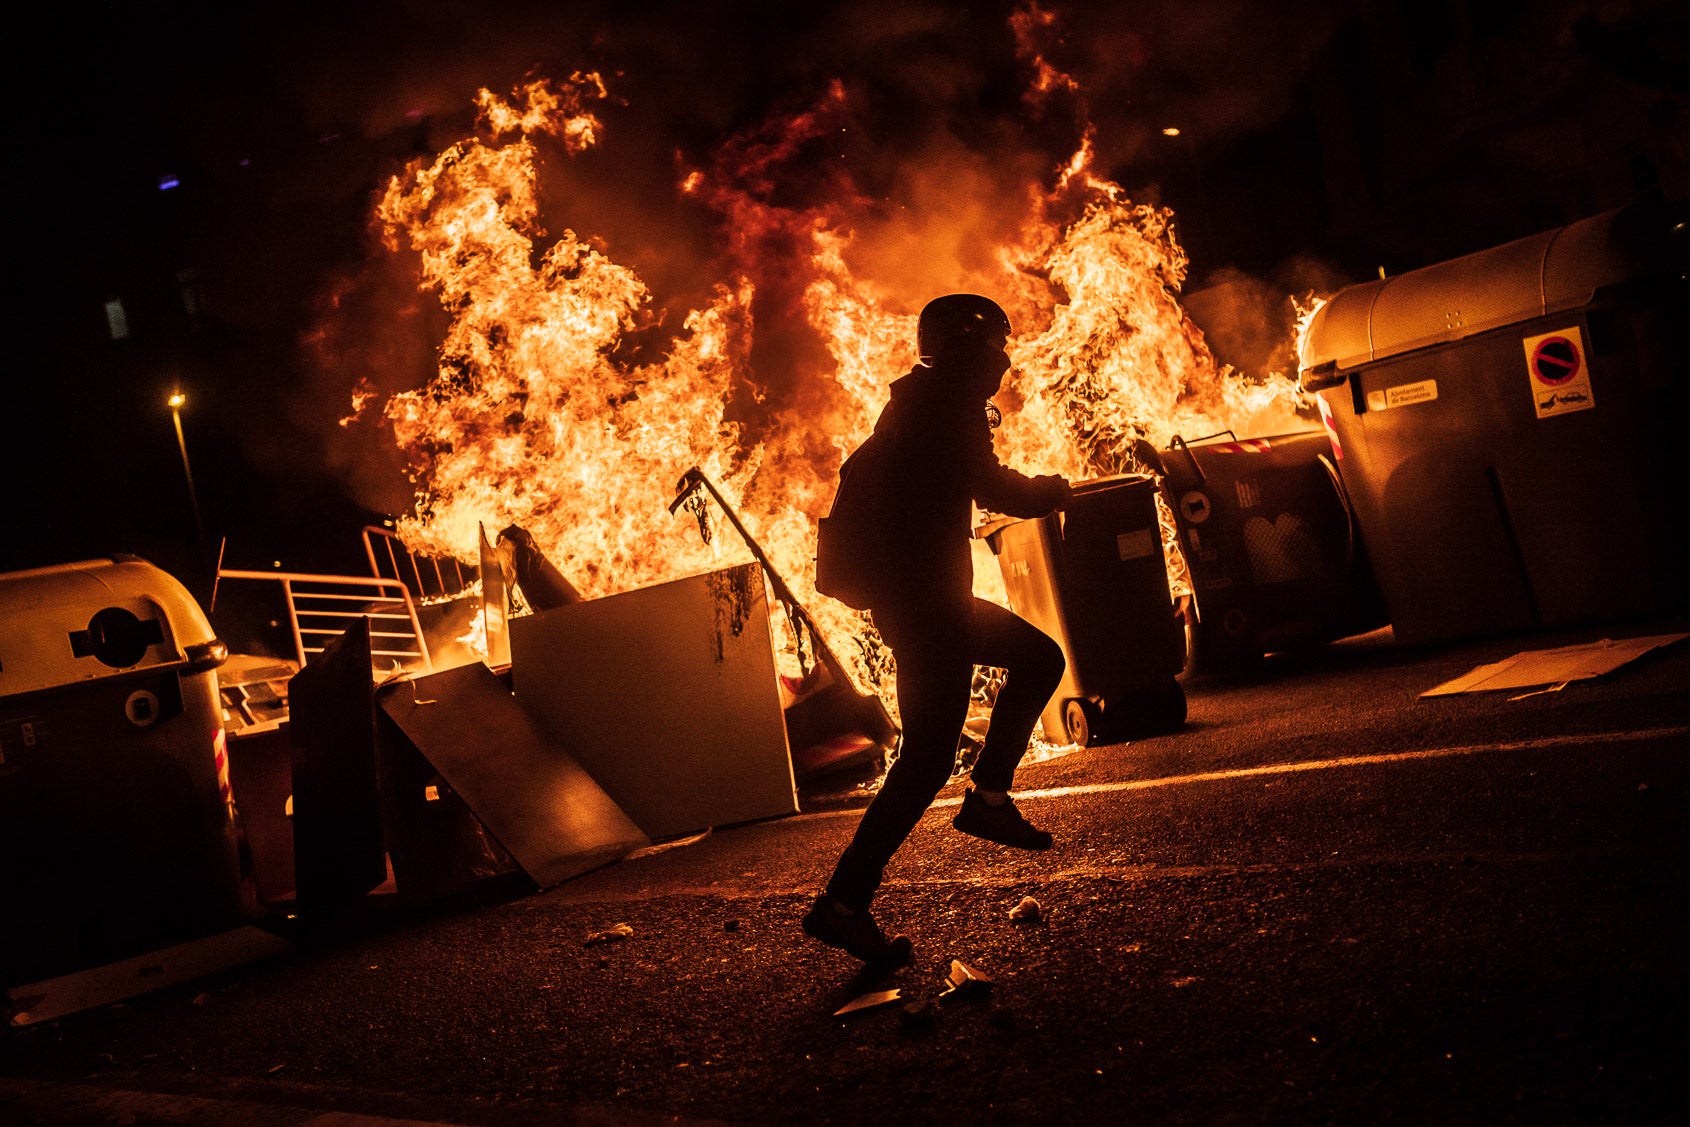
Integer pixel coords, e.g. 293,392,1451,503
1055,1,1353,155
282,0,1350,518
18,0,1675,578
1181,256,1353,388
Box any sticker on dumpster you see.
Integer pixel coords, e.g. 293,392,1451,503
1524,327,1594,418
1179,491,1212,524
1364,379,1438,413
1116,529,1155,561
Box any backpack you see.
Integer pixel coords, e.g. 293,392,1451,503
814,441,883,610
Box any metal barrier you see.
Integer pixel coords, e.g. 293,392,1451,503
362,525,476,603
216,569,433,677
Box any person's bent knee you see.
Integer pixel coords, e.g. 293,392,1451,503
1029,632,1065,691
883,744,959,799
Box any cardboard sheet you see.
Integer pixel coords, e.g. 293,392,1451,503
510,562,798,840
376,662,647,889
1420,632,1688,697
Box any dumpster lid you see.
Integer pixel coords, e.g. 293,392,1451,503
1298,197,1688,374
0,557,220,699
974,474,1154,540
1070,472,1155,496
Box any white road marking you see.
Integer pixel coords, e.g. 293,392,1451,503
795,725,1689,820
1011,725,1690,805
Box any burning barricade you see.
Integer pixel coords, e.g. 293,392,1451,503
4,7,1424,1024
1,526,895,1023
209,504,896,915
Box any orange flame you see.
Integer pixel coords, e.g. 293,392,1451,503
359,48,1306,720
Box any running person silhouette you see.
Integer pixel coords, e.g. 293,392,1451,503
806,294,1071,964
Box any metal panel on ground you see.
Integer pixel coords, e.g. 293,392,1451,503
7,925,291,1027
372,703,523,904
376,662,648,889
510,562,798,840
286,620,387,911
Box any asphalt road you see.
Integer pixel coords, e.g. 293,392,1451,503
4,619,1688,1126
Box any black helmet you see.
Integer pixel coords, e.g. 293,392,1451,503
917,294,1011,363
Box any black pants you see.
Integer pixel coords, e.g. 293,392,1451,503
824,597,1065,912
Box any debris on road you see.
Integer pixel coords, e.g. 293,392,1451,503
1008,896,1042,922
938,959,993,1004
1419,632,1688,698
583,923,635,947
833,989,901,1017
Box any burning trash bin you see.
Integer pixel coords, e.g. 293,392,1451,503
0,557,245,986
979,475,1187,746
1298,198,1689,646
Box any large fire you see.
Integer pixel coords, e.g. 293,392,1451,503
351,22,1307,725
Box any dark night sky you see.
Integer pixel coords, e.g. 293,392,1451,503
5,0,1685,588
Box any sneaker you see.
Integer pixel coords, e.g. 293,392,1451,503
802,895,913,966
952,787,1053,851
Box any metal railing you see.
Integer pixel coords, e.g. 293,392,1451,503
216,569,433,677
361,525,476,603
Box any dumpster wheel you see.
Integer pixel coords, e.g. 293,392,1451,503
1072,683,1188,746
1141,680,1189,733
1115,681,1189,737
1063,698,1103,747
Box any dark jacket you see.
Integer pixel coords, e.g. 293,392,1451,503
820,365,1067,614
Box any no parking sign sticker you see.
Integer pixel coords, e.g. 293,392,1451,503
1523,326,1594,419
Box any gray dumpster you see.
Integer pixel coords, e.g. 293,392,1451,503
1157,430,1389,669
1297,198,1689,646
0,557,245,985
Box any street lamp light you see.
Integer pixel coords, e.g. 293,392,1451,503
169,388,209,560
1160,124,1213,255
